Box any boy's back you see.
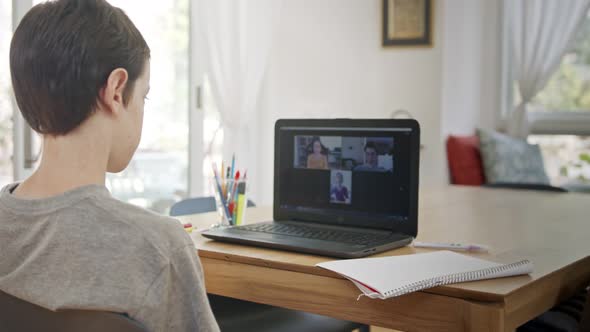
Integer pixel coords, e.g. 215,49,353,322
0,183,219,331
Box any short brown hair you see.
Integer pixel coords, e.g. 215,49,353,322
364,141,377,152
10,0,150,135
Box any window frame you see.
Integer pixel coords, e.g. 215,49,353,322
10,0,33,181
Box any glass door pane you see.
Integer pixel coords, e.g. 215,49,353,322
201,75,223,197
104,0,190,213
0,0,13,187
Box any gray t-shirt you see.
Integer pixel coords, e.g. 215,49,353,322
0,183,219,332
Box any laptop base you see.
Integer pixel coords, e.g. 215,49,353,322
201,221,413,259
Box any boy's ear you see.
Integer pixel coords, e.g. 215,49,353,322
98,68,129,115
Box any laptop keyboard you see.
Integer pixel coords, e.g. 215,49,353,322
236,223,390,245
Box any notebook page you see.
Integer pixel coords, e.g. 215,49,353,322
317,251,533,299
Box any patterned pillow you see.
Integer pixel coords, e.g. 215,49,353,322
477,129,550,185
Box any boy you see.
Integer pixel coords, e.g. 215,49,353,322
0,0,219,331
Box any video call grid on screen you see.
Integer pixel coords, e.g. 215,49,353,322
278,127,412,222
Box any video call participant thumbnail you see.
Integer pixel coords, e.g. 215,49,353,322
306,137,329,170
354,141,390,172
330,171,351,204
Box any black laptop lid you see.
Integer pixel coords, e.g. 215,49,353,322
273,119,419,237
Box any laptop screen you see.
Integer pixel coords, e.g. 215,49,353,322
274,120,419,233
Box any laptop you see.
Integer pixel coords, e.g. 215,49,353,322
202,119,420,258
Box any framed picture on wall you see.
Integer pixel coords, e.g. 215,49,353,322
382,0,433,47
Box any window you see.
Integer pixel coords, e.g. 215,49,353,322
529,12,590,113
4,1,196,211
504,8,590,186
0,1,13,187
104,0,190,213
528,135,590,185
201,75,223,197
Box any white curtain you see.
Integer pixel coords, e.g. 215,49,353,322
506,0,590,138
195,0,282,199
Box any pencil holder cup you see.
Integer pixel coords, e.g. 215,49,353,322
211,177,248,227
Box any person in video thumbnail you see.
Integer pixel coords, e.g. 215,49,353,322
330,172,350,203
354,141,385,171
306,137,329,169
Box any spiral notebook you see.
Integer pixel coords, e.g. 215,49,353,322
316,250,533,299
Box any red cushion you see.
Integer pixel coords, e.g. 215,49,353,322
446,135,486,186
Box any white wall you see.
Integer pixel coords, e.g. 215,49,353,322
255,0,446,204
440,0,501,137
253,0,502,205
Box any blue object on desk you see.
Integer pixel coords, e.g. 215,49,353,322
170,197,217,217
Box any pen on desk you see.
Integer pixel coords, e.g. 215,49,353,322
212,163,232,223
229,171,241,225
236,181,246,225
221,161,226,197
230,154,235,178
412,241,490,253
227,156,234,200
229,171,240,201
225,166,231,198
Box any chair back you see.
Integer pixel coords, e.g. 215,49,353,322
0,290,146,332
579,289,590,331
170,196,256,217
170,196,217,216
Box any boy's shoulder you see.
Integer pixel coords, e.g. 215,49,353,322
86,194,193,252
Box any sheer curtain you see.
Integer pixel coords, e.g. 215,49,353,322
506,0,590,138
195,0,281,201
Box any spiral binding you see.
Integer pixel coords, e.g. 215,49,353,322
381,259,531,298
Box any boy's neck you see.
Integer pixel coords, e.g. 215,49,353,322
13,129,111,199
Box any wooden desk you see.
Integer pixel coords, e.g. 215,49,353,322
179,186,590,332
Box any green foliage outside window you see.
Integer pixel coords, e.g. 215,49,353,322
533,15,590,112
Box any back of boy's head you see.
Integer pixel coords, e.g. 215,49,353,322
10,0,150,136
